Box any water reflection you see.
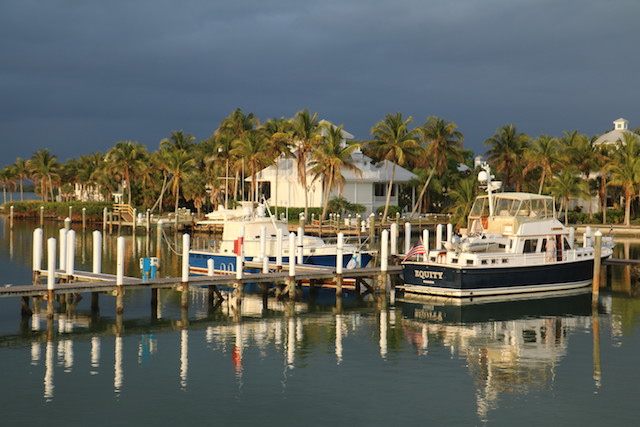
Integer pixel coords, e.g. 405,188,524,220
3,218,640,424
399,291,593,422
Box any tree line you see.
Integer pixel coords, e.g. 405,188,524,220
1,108,639,226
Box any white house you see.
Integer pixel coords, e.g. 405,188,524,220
569,118,639,213
593,118,635,146
252,125,418,216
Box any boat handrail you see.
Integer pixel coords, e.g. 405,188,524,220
261,196,281,231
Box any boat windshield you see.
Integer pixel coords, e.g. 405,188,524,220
469,196,490,217
494,195,555,219
469,194,555,219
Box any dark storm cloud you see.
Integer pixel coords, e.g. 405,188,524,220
1,0,639,166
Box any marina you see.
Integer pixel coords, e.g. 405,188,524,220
1,210,640,425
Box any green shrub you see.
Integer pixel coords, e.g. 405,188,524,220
375,205,401,218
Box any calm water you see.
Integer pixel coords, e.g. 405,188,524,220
1,214,639,426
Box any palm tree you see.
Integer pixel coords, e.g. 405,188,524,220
484,125,530,191
548,168,590,225
230,130,271,202
105,141,148,205
410,116,464,218
523,135,559,194
447,176,477,228
261,117,294,214
217,109,259,201
309,124,362,220
0,167,11,204
160,130,196,153
161,148,196,214
28,149,58,202
12,158,29,201
608,133,640,226
182,173,208,216
208,133,235,209
368,113,420,223
560,131,597,215
291,109,323,218
593,142,613,224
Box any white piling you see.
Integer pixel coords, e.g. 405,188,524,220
289,232,296,277
92,230,102,274
133,208,137,229
64,217,72,230
422,229,430,261
436,224,443,250
336,232,344,275
116,236,125,287
390,223,397,255
446,223,453,243
584,226,593,247
404,222,411,254
103,207,108,232
59,229,68,270
33,228,43,274
47,238,56,290
181,233,190,283
260,226,268,273
381,229,389,273
297,226,304,264
207,258,214,276
569,227,575,247
276,228,283,268
236,226,245,280
65,229,75,277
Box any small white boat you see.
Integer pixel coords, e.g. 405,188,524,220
400,163,614,297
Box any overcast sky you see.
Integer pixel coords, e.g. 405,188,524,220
1,0,639,167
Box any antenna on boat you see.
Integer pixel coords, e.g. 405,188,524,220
478,162,501,217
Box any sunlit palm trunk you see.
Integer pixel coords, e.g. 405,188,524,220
174,182,180,215
538,170,546,194
409,168,434,219
321,173,334,221
381,164,396,224
624,188,632,226
48,176,54,202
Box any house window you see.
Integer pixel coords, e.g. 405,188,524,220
374,183,395,197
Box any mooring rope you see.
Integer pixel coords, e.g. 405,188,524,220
160,227,183,256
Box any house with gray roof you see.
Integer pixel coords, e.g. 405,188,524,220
252,124,418,216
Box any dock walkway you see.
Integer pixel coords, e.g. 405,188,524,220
1,265,402,298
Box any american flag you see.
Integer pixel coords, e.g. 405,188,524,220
402,238,426,262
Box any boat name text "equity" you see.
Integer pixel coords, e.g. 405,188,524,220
414,270,443,280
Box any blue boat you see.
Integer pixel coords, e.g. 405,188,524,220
189,204,372,275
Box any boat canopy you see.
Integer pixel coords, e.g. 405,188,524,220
470,193,555,220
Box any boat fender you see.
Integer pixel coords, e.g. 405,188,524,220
346,256,357,269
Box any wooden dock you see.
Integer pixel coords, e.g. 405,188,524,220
3,264,401,297
3,261,402,319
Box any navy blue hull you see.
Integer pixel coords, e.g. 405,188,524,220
401,259,598,297
189,251,373,274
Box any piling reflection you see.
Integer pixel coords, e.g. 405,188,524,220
4,272,637,422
